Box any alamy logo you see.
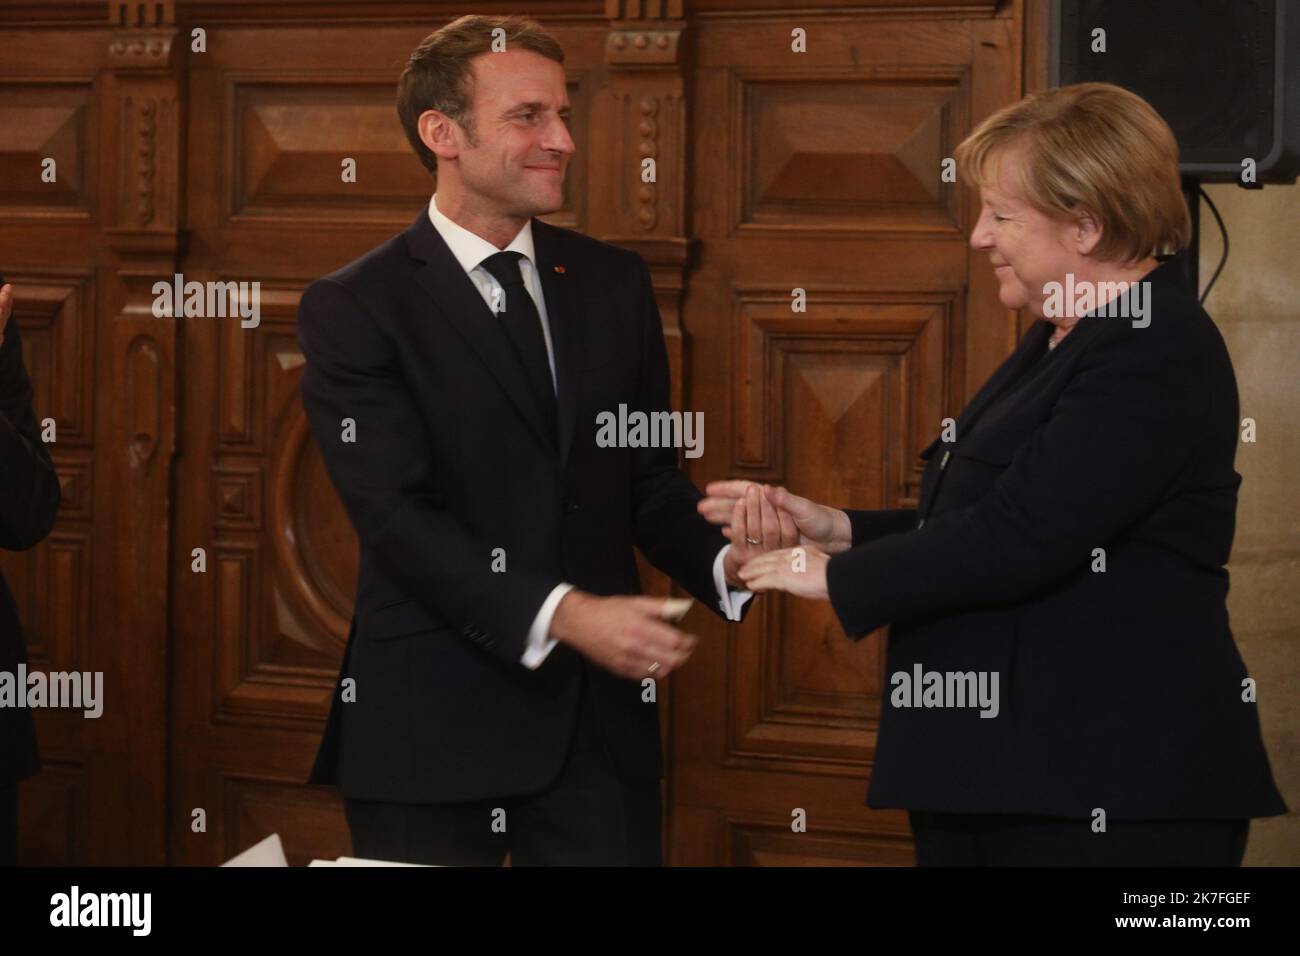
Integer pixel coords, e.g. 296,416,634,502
0,666,103,718
151,273,261,328
1042,275,1151,328
50,886,150,936
595,404,704,459
890,663,1000,718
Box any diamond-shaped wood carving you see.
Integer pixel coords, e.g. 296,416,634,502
737,72,968,234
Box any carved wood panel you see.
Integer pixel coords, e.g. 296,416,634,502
0,0,1037,866
672,6,1026,865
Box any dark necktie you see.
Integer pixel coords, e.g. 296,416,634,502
479,251,557,442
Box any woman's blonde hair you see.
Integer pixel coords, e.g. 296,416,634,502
954,82,1191,262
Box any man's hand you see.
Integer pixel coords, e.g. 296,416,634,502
708,482,799,587
550,590,698,680
699,481,851,558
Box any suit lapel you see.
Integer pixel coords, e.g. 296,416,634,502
954,319,1053,437
914,320,1051,517
963,303,1114,437
404,210,553,450
533,219,582,468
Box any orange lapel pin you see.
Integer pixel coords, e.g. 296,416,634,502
554,265,566,274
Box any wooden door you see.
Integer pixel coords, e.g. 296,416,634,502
668,0,1033,865
3,0,1042,866
1,7,177,866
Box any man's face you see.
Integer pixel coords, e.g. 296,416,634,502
452,49,574,218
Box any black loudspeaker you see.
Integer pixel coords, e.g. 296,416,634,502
1051,0,1300,183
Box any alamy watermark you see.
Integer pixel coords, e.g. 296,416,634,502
0,665,103,719
1042,274,1151,328
890,663,999,718
50,886,150,935
595,403,704,459
152,273,260,328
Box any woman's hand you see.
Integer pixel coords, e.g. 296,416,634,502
737,545,830,600
763,485,854,553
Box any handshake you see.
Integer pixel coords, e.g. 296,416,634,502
550,481,848,681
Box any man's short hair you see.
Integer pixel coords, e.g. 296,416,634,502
396,14,565,176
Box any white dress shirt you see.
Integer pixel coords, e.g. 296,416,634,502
426,194,753,669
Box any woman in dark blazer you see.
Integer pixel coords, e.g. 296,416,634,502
0,278,62,866
700,83,1286,866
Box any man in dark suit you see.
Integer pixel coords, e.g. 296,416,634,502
0,278,63,866
297,16,784,865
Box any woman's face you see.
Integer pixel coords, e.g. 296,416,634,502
969,148,1090,319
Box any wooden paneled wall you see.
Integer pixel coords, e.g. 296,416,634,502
0,0,1043,865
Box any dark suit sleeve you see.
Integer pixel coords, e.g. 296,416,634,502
624,256,741,619
0,316,60,551
297,278,562,663
826,318,1211,638
844,508,918,547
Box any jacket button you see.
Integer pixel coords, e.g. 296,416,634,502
564,499,580,513
917,518,926,529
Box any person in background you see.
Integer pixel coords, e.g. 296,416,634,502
0,278,62,866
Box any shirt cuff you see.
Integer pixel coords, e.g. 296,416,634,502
521,583,574,670
713,545,754,621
